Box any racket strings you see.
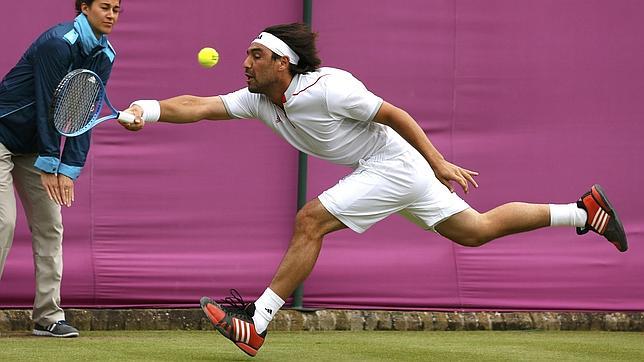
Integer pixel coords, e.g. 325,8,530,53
51,72,104,134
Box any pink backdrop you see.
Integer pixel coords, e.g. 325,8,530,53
1,0,642,310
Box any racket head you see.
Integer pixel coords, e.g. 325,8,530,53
50,69,105,137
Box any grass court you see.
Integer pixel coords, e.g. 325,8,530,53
1,330,643,361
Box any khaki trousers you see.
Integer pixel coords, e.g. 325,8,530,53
0,143,64,325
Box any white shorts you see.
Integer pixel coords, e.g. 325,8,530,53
318,150,470,233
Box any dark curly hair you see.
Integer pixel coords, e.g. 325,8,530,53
75,0,122,15
263,23,321,75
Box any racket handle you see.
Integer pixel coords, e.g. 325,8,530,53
117,111,136,123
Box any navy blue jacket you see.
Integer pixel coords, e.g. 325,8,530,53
0,14,115,180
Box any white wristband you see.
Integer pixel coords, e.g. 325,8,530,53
131,100,160,122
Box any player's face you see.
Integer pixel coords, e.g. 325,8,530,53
244,44,282,94
82,0,121,38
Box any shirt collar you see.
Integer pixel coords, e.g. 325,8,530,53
283,74,300,104
73,14,109,55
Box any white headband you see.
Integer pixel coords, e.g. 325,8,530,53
252,32,300,65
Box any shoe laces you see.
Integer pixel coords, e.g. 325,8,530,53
43,320,69,329
216,289,254,320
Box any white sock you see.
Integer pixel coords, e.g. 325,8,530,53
252,288,284,334
549,203,587,227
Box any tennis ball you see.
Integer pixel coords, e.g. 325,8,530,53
198,47,219,68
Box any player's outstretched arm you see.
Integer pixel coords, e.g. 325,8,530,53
373,101,479,193
159,95,230,123
120,95,230,131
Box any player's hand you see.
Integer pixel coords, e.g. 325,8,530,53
432,159,479,194
41,172,74,207
119,104,144,131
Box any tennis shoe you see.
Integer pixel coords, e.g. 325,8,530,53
200,289,266,357
576,184,628,252
32,320,79,338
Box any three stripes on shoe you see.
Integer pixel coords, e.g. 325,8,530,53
590,208,610,234
233,318,253,344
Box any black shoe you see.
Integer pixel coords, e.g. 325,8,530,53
576,184,628,252
200,289,266,357
32,320,79,338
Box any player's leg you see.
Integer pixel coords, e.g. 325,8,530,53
200,154,420,356
434,185,627,251
269,198,347,299
434,203,550,247
253,199,346,336
259,154,426,325
200,199,346,356
397,150,626,250
12,154,79,337
0,144,17,278
251,155,427,328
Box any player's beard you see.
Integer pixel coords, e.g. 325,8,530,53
247,71,281,94
247,82,261,93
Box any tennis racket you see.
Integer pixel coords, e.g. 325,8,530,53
50,68,135,137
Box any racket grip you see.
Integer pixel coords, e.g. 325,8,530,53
117,111,136,123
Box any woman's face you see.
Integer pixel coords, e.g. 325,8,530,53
81,0,121,38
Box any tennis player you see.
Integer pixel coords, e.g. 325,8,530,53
0,0,123,338
124,23,627,356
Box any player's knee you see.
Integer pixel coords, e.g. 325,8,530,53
451,233,492,247
293,203,326,240
446,218,495,247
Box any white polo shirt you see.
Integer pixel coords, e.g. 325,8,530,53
220,67,411,167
